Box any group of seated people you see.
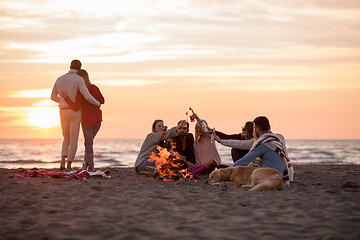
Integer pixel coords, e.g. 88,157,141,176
134,114,294,185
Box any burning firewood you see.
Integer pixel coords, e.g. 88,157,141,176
147,145,196,182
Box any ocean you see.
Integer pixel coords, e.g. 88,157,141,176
0,139,359,169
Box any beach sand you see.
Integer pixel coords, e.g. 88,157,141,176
0,165,359,240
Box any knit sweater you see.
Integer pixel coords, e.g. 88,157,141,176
134,127,178,168
51,69,100,107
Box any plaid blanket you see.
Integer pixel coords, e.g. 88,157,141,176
10,168,110,180
251,132,294,186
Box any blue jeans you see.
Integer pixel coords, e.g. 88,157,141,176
136,159,156,174
82,122,101,154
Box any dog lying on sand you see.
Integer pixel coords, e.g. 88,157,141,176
205,166,284,191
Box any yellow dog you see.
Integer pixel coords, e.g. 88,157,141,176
205,166,284,191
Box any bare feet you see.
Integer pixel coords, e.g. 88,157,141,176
60,156,66,170
66,161,72,170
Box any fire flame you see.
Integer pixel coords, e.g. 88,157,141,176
148,145,196,182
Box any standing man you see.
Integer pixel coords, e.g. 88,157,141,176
51,59,101,170
232,116,294,185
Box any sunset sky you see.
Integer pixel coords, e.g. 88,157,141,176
0,0,359,140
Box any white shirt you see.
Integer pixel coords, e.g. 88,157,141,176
220,138,254,150
51,69,100,108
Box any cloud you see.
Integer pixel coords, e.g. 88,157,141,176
0,99,58,127
1,0,359,62
0,0,359,91
9,89,52,98
33,99,57,107
95,79,164,87
0,106,31,126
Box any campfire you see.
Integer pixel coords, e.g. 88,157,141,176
147,144,196,182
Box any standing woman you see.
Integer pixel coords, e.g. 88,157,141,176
64,69,105,171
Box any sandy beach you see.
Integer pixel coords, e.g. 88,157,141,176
0,165,359,240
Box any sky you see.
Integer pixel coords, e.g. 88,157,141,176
0,0,359,140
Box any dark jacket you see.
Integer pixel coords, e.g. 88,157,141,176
167,133,196,164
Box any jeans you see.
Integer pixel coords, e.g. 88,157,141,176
82,123,101,154
60,109,81,162
136,158,156,174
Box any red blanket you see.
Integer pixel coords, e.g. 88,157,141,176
11,168,92,180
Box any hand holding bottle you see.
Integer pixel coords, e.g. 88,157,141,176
189,107,209,134
210,128,216,143
214,135,222,143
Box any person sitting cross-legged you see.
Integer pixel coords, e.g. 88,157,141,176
229,116,294,185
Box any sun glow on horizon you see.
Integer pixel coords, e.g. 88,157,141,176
27,107,60,128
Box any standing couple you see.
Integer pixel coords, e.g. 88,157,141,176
51,60,105,170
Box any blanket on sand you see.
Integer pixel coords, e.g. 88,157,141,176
10,168,111,180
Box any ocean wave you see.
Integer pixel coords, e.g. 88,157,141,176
96,159,120,163
312,151,336,156
0,139,359,168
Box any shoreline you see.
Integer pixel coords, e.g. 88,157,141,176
1,164,359,239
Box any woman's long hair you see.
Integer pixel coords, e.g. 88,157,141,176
243,121,254,140
77,69,91,88
195,120,209,143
